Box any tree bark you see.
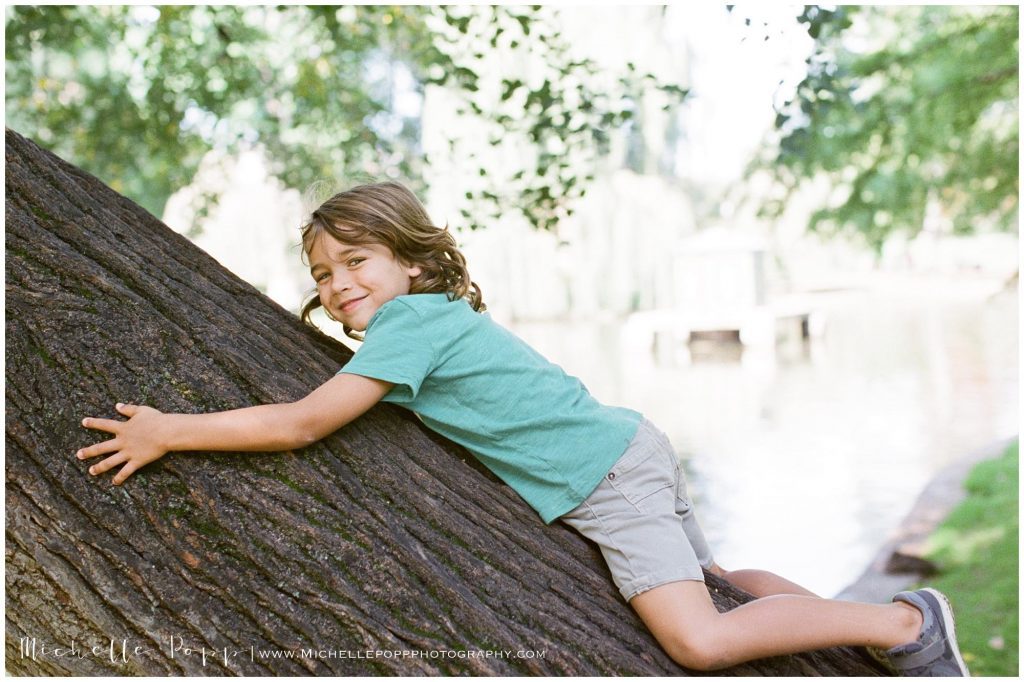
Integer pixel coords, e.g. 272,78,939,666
4,128,891,676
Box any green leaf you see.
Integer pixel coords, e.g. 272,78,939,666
763,5,1018,248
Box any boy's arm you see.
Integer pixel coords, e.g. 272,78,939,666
76,373,392,485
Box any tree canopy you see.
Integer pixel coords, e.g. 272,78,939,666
758,5,1018,250
5,5,685,232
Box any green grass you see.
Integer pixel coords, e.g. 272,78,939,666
917,440,1018,677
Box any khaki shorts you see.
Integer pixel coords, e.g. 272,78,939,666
560,418,714,602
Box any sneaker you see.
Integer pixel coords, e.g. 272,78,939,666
884,588,970,677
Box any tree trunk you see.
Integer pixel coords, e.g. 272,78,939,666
4,128,891,676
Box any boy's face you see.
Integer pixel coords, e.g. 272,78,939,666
308,232,422,332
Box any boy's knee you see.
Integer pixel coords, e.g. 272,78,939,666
662,628,731,671
631,580,732,670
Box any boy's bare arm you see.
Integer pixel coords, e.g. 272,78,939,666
76,373,393,485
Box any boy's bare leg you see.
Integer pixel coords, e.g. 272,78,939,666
630,579,922,671
708,563,820,598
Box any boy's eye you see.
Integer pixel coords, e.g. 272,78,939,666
314,272,329,283
347,257,365,267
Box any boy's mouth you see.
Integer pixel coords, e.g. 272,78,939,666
339,295,367,314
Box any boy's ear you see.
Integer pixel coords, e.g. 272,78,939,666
407,263,423,278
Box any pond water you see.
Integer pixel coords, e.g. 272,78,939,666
506,279,1018,597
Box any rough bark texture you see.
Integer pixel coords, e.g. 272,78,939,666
5,129,891,676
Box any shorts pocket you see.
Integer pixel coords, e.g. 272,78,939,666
604,442,674,511
675,468,694,513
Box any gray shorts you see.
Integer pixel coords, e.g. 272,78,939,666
560,418,714,602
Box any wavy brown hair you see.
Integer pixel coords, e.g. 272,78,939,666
299,181,485,336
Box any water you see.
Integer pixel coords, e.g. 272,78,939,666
506,279,1018,597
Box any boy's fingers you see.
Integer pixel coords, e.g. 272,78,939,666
81,416,123,433
88,453,127,476
76,438,120,460
115,402,139,417
112,461,140,486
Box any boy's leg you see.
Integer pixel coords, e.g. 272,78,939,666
708,563,820,598
630,579,922,671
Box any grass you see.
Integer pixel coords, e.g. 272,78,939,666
916,440,1018,677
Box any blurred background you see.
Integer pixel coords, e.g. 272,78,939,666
7,2,1017,621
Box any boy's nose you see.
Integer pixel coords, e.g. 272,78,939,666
331,273,353,293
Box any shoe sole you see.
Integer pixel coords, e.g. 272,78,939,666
921,587,971,676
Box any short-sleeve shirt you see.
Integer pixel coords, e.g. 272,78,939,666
339,293,642,523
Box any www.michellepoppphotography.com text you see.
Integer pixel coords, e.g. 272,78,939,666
17,636,546,668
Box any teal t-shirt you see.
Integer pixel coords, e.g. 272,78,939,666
338,293,642,523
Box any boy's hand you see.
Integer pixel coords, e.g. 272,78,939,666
76,403,169,485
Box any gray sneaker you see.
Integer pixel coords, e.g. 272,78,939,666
884,588,970,677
